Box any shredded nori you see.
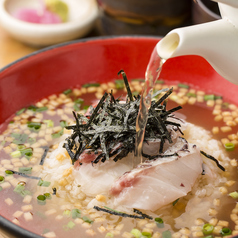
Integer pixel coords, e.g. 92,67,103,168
6,170,41,180
39,146,49,165
93,206,152,219
64,70,183,164
200,150,225,171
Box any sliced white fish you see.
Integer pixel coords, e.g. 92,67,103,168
110,137,203,211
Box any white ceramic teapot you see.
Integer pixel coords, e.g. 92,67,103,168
156,0,238,84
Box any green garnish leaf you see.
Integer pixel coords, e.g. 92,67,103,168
11,133,28,144
130,229,142,238
115,80,125,89
63,89,72,95
19,167,32,174
105,233,114,238
37,194,46,205
37,180,51,187
71,209,81,219
43,120,54,128
229,191,238,199
10,150,21,158
82,216,93,224
14,183,25,194
155,217,164,228
5,170,14,176
220,227,232,236
225,142,235,151
44,193,52,200
162,230,172,238
51,129,64,139
28,105,48,112
60,120,68,128
16,108,26,115
204,95,215,101
82,83,100,88
27,122,41,131
173,198,179,206
142,232,152,238
202,224,214,235
0,176,4,183
63,221,75,231
156,80,164,84
178,83,189,89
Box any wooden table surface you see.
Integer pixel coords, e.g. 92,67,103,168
0,24,39,69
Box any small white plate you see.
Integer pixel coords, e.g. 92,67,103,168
0,0,98,47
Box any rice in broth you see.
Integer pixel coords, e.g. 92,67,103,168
0,76,238,238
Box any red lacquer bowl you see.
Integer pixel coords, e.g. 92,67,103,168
0,36,238,237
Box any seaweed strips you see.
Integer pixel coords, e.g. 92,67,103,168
63,70,183,165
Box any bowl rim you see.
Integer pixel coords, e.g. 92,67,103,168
0,35,161,73
0,35,161,238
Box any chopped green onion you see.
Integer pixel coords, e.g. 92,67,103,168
44,193,52,200
27,122,41,131
5,170,14,175
224,142,235,152
220,227,232,236
14,183,25,194
115,80,125,89
10,150,21,158
63,89,72,95
162,230,172,238
36,106,48,112
37,194,46,205
155,217,164,228
67,221,75,229
178,83,189,89
0,140,6,146
173,198,179,206
142,232,152,238
74,98,84,111
51,129,64,139
156,80,164,84
83,105,89,111
0,176,4,183
202,224,214,235
9,121,14,124
204,95,215,101
11,133,28,144
21,189,31,197
37,180,51,187
132,91,139,97
130,229,142,238
28,137,36,145
186,92,197,97
0,186,2,192
82,83,100,88
229,191,238,199
28,105,48,112
222,102,229,109
19,167,32,174
63,210,71,216
43,120,54,127
82,216,93,224
71,209,81,219
105,233,114,238
19,147,33,159
60,120,67,128
16,108,26,115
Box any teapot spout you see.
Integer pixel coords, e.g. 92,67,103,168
157,19,238,85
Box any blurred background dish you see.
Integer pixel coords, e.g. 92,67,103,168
96,0,192,36
192,0,221,24
0,0,98,47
